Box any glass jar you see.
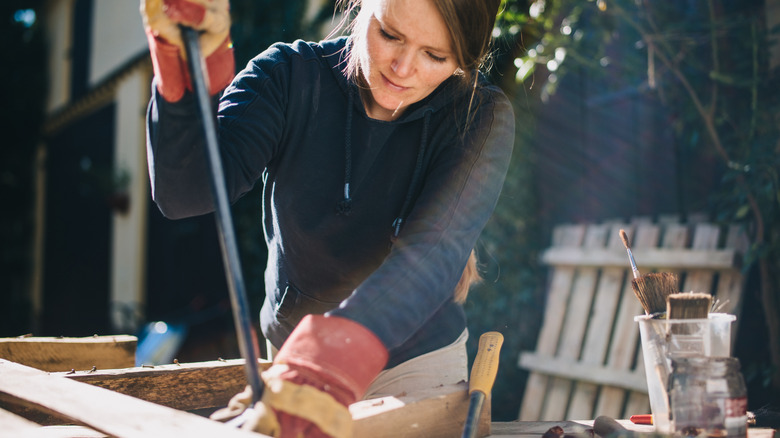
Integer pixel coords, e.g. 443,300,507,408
668,357,748,438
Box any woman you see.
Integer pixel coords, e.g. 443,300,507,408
141,0,513,435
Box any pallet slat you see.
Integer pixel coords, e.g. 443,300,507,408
541,247,737,270
518,352,647,393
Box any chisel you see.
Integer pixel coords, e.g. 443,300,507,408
462,331,504,438
180,26,264,404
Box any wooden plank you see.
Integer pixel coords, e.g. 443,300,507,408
0,335,136,372
0,359,263,438
682,223,721,293
489,422,775,438
29,426,107,437
518,352,647,393
540,224,608,420
0,406,47,436
594,223,659,418
489,419,654,437
63,358,268,411
540,247,737,270
567,223,628,420
518,225,586,421
4,358,268,425
351,382,490,438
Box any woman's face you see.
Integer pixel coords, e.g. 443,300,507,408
357,0,459,121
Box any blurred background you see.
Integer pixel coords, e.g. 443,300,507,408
1,0,778,422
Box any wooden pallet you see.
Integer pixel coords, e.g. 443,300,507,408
517,217,748,421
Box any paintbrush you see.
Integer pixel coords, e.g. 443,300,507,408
619,229,641,280
619,229,679,316
666,291,713,347
667,292,712,320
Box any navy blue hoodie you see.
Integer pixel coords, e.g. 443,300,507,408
146,37,514,367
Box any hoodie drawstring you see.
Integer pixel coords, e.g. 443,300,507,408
338,86,432,244
336,88,355,215
392,108,432,241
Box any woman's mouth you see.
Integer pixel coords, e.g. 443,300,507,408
382,74,408,92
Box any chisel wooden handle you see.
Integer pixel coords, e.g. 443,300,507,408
462,331,504,438
469,331,504,395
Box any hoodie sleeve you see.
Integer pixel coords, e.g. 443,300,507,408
330,86,515,352
145,43,293,219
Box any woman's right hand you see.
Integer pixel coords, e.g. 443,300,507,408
140,0,231,57
140,0,234,102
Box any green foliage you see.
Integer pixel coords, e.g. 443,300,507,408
491,0,780,401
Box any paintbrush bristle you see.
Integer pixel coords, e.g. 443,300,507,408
667,292,712,319
619,229,631,250
631,272,679,315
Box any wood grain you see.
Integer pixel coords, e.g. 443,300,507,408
352,382,490,437
0,359,263,438
0,335,136,372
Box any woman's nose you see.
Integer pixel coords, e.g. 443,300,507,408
391,48,414,77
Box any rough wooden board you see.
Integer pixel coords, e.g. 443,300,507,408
62,358,271,411
0,359,264,438
0,335,136,372
0,406,47,436
3,358,268,425
351,382,490,438
30,426,107,437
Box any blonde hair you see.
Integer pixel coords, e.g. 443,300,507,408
454,249,481,304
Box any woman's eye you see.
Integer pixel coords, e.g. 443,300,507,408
379,28,398,41
427,52,446,63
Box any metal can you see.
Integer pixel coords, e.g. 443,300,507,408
669,356,748,438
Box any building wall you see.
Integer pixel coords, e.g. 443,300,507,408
43,0,75,113
39,0,151,334
89,1,148,87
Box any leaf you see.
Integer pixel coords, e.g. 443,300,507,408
735,204,750,219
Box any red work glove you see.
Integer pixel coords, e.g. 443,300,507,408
212,315,389,437
140,0,234,102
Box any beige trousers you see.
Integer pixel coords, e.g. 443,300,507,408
265,329,469,400
363,329,469,399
